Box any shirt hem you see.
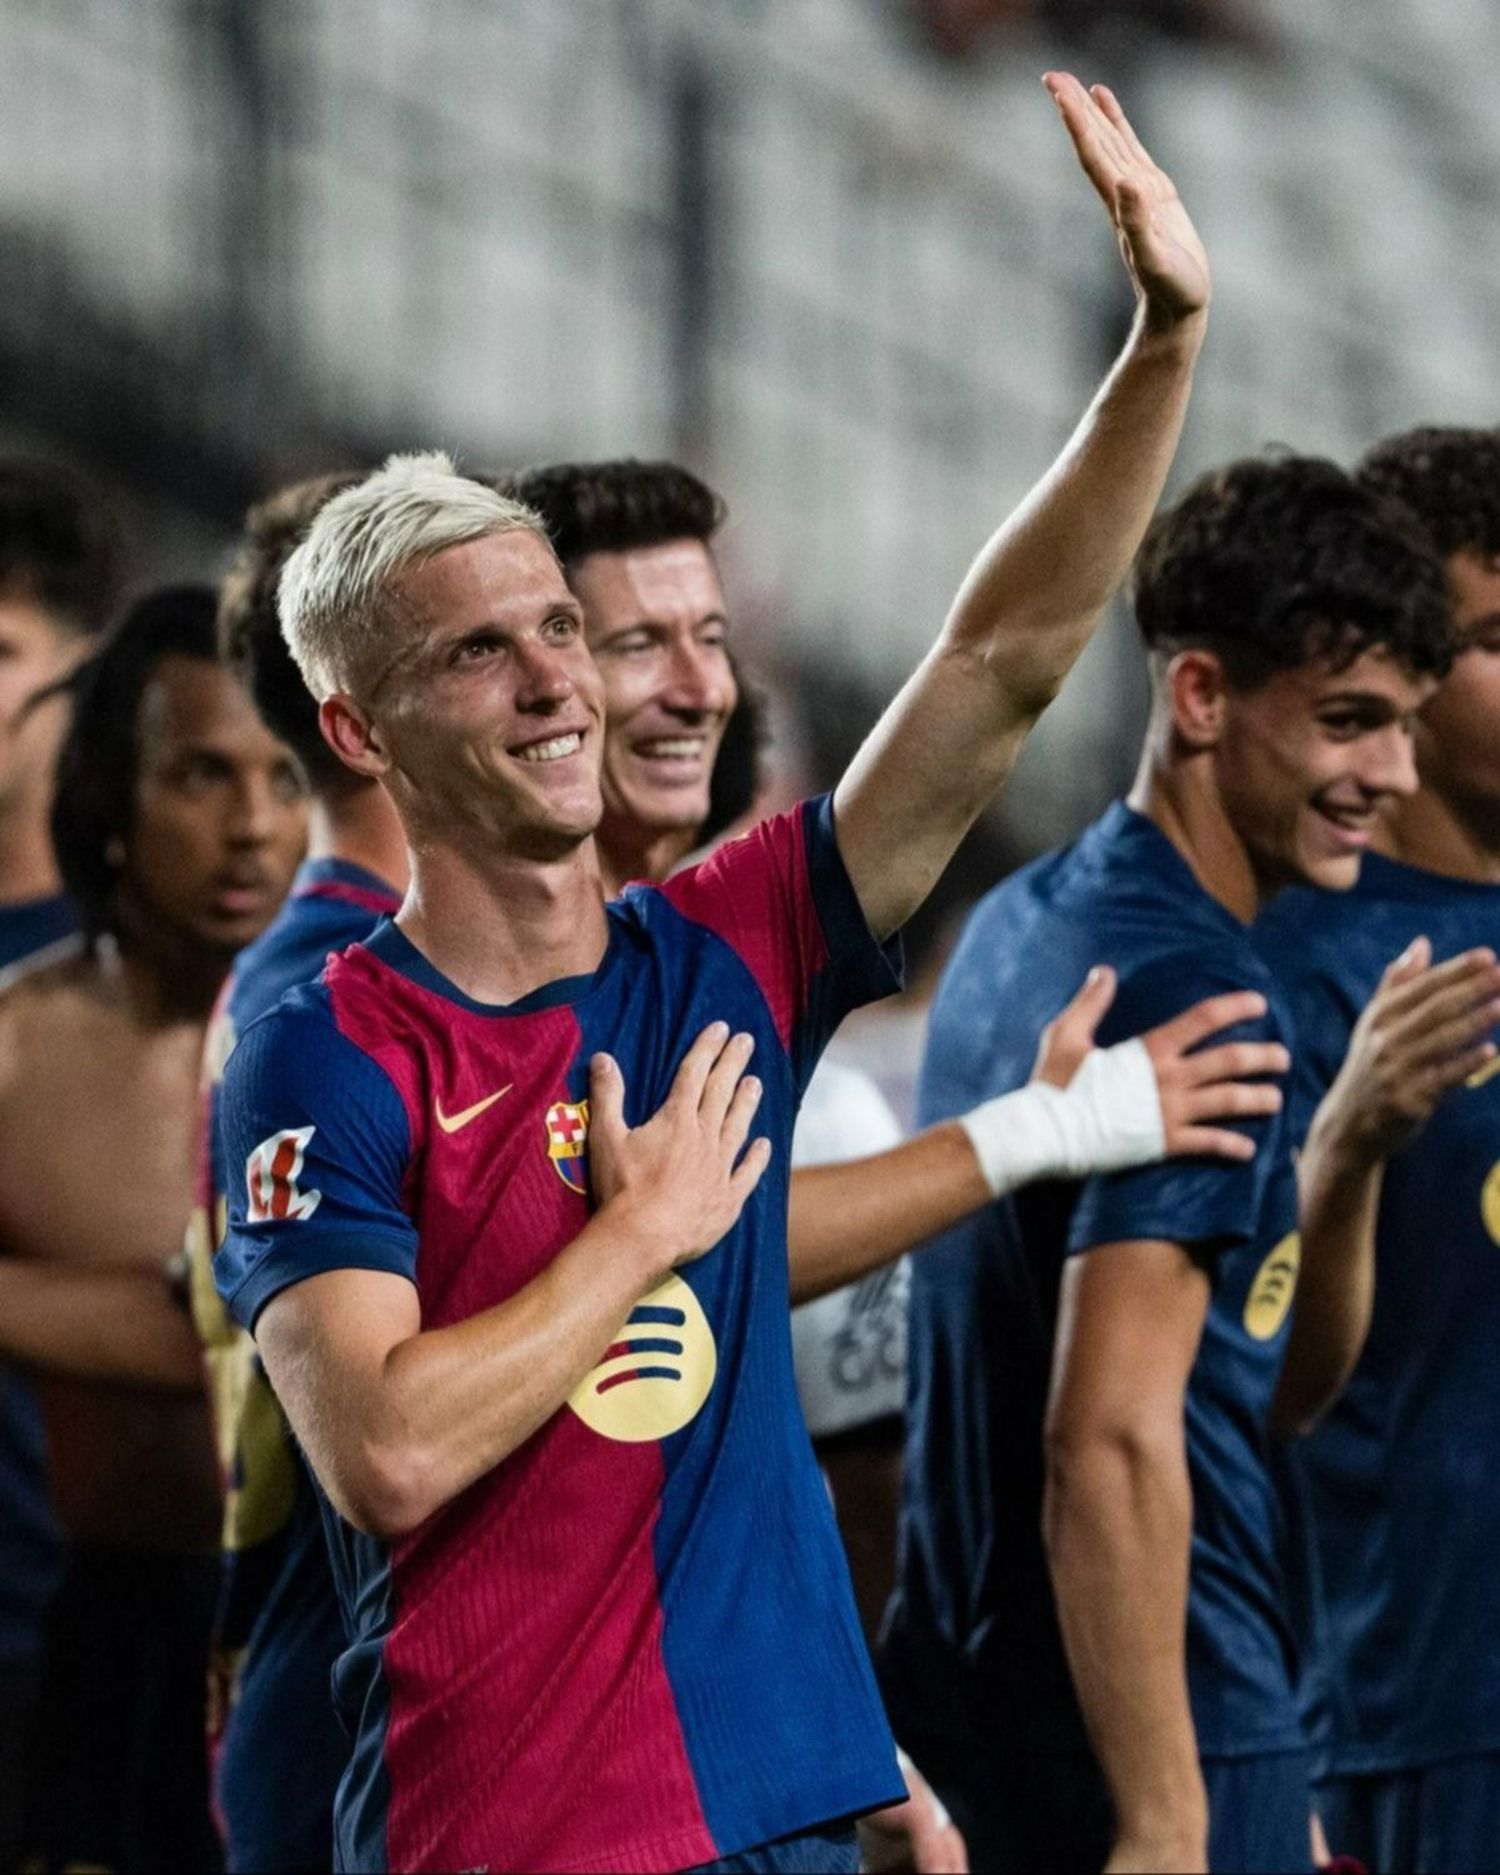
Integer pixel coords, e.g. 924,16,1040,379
1317,1728,1500,1780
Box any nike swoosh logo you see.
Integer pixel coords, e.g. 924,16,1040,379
434,1085,514,1134
1468,1057,1500,1091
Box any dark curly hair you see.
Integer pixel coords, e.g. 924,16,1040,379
505,459,725,568
1133,453,1453,688
52,585,220,946
218,471,365,792
1356,426,1500,561
0,457,125,634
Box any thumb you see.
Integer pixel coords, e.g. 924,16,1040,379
1061,963,1118,1046
1383,934,1432,984
588,1053,626,1141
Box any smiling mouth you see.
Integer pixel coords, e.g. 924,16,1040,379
515,731,584,764
634,736,708,762
1314,803,1374,845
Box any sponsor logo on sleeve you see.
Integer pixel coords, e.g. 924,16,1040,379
245,1125,322,1224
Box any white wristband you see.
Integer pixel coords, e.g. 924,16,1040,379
957,1037,1166,1196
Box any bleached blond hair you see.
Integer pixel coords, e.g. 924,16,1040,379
277,450,550,699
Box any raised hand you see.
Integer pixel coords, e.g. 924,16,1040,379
1044,71,1210,328
1033,969,1287,1166
1314,938,1500,1167
587,1022,772,1278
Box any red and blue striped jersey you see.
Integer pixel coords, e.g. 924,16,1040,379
215,798,905,1874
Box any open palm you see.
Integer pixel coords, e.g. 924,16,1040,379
1045,71,1210,325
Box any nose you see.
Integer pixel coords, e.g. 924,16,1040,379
514,637,577,711
226,767,303,848
1362,723,1422,802
660,637,733,719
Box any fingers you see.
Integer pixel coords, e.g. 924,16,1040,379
1148,988,1268,1057
1379,933,1433,986
1178,1079,1283,1122
1167,1125,1257,1164
1174,1037,1290,1085
1375,943,1490,1020
588,1052,625,1144
727,1136,773,1208
1389,988,1500,1071
1091,83,1155,172
667,1021,733,1110
698,1029,756,1129
1043,70,1124,204
718,1067,764,1164
1057,964,1118,1043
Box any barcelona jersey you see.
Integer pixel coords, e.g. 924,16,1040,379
885,805,1304,1794
1255,855,1500,1777
192,858,401,1872
215,799,905,1875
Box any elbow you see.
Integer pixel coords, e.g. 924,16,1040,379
1041,1411,1182,1551
333,1437,444,1541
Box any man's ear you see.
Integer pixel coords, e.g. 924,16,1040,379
1164,648,1230,752
319,693,389,778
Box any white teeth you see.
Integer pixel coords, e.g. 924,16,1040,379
638,738,706,758
518,733,581,763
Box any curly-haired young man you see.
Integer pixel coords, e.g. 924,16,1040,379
1256,426,1500,1874
885,454,1500,1873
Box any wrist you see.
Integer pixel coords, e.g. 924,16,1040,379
1129,301,1207,358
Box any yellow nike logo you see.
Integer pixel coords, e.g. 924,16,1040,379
434,1085,514,1134
1469,1057,1500,1091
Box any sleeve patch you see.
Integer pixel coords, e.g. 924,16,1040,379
245,1125,324,1224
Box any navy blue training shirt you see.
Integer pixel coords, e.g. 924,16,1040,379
1255,853,1500,1779
884,804,1303,1767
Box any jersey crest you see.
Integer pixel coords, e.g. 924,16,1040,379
545,1098,590,1193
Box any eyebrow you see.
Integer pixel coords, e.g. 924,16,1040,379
599,611,730,639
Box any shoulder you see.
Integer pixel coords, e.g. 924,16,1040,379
1102,938,1292,1051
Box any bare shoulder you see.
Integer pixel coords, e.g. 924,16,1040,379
0,953,121,1099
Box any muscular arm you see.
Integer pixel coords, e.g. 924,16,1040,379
835,78,1209,940
1043,1238,1211,1874
0,1257,204,1390
258,1205,675,1538
255,1029,769,1539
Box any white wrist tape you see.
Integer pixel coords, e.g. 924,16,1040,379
957,1037,1165,1195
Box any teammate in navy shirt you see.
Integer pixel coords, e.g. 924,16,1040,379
1254,425,1500,1873
886,454,1477,1873
217,76,1222,1873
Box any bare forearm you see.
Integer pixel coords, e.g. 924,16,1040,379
948,310,1205,709
0,1259,203,1390
835,316,1204,938
788,1124,986,1304
1272,1121,1381,1438
281,1206,662,1536
1045,1431,1206,1862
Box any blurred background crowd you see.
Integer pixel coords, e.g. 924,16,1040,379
5,0,1498,908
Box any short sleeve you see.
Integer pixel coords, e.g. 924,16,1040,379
1067,955,1288,1260
661,795,903,1089
215,998,418,1330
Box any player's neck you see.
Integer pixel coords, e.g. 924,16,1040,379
596,820,699,896
307,784,411,895
1128,751,1261,925
0,792,63,907
106,924,232,1029
1381,785,1500,885
398,839,610,1005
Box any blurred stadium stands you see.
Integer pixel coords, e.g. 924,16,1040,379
0,0,1496,851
